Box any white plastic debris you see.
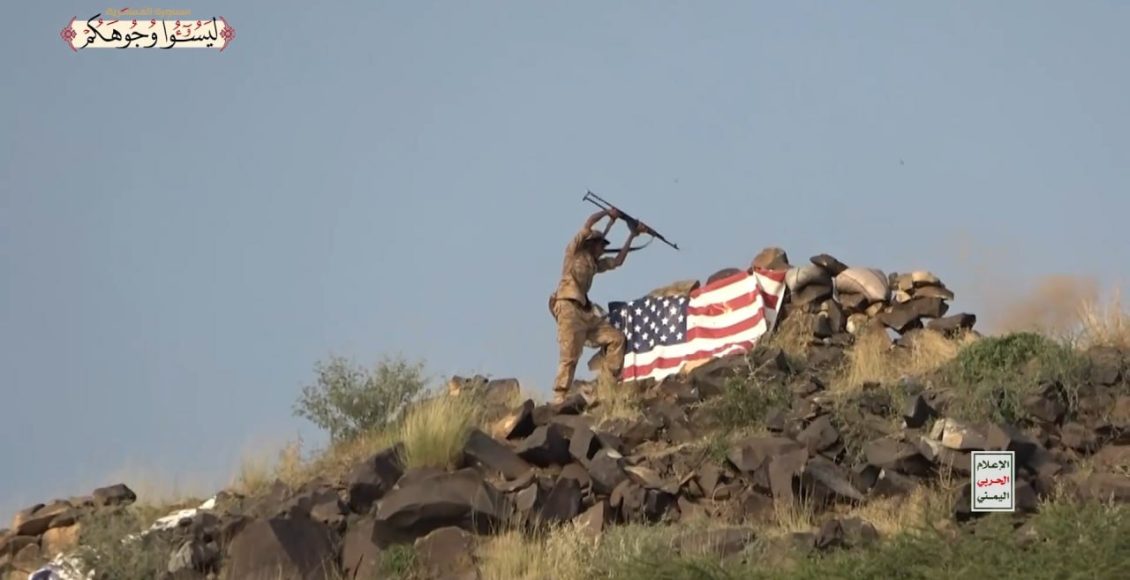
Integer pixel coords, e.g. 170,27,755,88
28,553,92,580
29,495,221,579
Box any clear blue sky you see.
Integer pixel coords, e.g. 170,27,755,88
3,1,1128,520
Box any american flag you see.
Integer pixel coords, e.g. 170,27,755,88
607,268,788,382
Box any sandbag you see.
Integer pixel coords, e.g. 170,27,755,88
835,267,890,303
785,264,832,292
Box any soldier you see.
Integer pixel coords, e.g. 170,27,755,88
549,208,644,402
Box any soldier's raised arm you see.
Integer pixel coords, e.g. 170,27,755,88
598,228,641,272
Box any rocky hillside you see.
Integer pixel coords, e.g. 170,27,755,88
3,249,1130,580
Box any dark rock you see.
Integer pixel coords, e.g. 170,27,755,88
864,438,933,476
92,484,136,508
496,400,537,440
810,254,848,276
463,429,533,480
816,517,879,550
576,501,608,537
752,247,790,271
696,464,722,498
794,284,834,306
797,416,841,454
1058,422,1097,453
802,457,865,502
807,346,845,370
340,518,381,580
1023,382,1068,425
643,489,676,522
872,470,920,498
984,424,1043,468
414,527,478,580
879,298,948,333
560,463,592,489
1086,346,1124,386
927,313,977,335
568,425,601,465
838,291,870,312
514,484,539,513
372,468,510,546
345,444,404,515
225,516,337,580
766,444,810,502
515,424,572,467
903,394,938,429
728,436,807,474
588,450,629,495
822,300,846,334
539,478,583,524
813,314,833,339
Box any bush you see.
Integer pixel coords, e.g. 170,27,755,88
73,508,175,580
293,354,428,442
939,332,1090,424
712,374,791,432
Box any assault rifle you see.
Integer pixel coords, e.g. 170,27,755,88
583,190,680,251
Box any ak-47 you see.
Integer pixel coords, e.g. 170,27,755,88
583,190,680,251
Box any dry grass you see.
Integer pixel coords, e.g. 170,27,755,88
478,524,597,580
835,481,954,537
1076,289,1130,351
837,324,973,391
230,438,307,496
592,377,643,424
763,310,819,362
399,392,480,470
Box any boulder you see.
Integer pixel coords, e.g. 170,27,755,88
413,527,479,580
491,399,537,440
514,424,572,467
810,254,848,276
752,247,790,271
372,468,510,546
92,483,136,507
224,517,337,580
345,444,405,515
462,429,533,480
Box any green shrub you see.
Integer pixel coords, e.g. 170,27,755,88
293,354,428,442
712,374,792,432
939,333,1090,424
73,508,175,580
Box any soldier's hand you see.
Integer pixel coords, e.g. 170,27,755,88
607,208,621,219
634,222,651,235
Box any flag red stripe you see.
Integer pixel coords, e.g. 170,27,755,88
684,309,765,341
621,340,755,379
687,290,763,316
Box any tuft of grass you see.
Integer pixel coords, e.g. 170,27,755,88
230,438,307,497
592,376,643,424
478,524,597,580
398,391,480,470
838,325,970,391
939,332,1090,424
762,310,819,364
1077,289,1130,351
378,544,420,579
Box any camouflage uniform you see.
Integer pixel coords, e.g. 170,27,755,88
549,227,627,397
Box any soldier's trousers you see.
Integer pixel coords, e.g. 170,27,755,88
551,299,626,394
